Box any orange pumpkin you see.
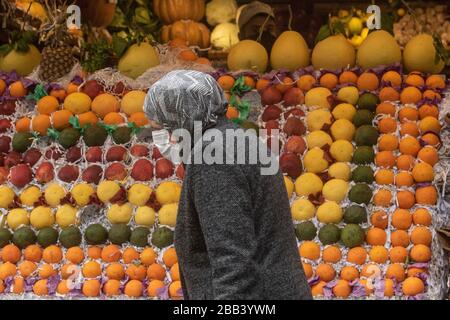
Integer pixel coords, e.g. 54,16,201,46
161,20,210,48
76,0,116,28
153,0,205,24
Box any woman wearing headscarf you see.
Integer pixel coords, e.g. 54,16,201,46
145,70,311,300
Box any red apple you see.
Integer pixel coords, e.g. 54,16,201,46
0,119,11,132
58,165,79,183
284,108,305,119
0,101,16,116
285,136,306,155
283,117,306,136
35,162,55,183
0,167,9,184
175,164,185,180
283,87,305,106
261,86,282,105
280,152,303,178
131,159,154,181
82,165,103,184
80,80,104,99
10,164,33,188
264,120,280,136
130,144,149,157
106,146,129,162
0,135,11,153
23,148,42,167
155,158,174,179
4,151,22,169
152,147,163,160
45,148,62,161
261,105,282,122
105,163,127,181
85,147,103,163
66,146,82,163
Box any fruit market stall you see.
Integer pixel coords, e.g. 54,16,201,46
0,0,450,300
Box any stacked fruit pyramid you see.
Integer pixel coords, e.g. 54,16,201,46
0,74,184,298
217,68,446,299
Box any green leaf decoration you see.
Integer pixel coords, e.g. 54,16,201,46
69,116,81,130
47,128,60,140
433,33,449,66
31,131,40,139
315,24,331,44
231,76,252,97
229,94,251,125
127,121,142,135
100,123,118,135
26,84,48,102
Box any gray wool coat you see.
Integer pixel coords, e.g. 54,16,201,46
174,117,312,300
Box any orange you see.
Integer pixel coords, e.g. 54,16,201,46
66,82,79,94
169,280,183,299
339,71,358,84
140,248,157,266
147,280,165,297
126,264,147,281
373,188,392,207
195,57,211,65
421,133,440,148
33,279,48,296
217,75,235,91
422,89,441,101
360,264,381,278
400,86,422,104
392,209,412,230
39,264,56,278
125,279,143,297
400,122,419,137
379,87,400,102
1,244,21,263
178,49,197,61
61,263,78,279
18,260,37,277
276,76,294,93
50,88,67,102
91,93,120,119
396,154,415,171
23,244,42,262
311,281,326,296
413,208,432,226
386,263,406,282
369,246,388,263
9,81,27,98
370,210,388,229
419,116,441,134
374,169,395,186
226,106,239,119
399,136,420,156
243,76,256,88
402,277,424,296
66,246,84,264
87,246,102,259
378,117,397,134
340,266,360,281
412,162,434,182
163,247,178,268
366,228,387,246
410,226,432,246
381,71,402,87
37,95,60,115
418,104,439,119
103,112,125,125
256,78,271,92
410,244,431,262
56,280,70,295
298,74,316,91
103,279,121,296
101,245,122,262
319,73,338,90
299,241,321,261
82,261,102,278
375,151,396,168
52,109,73,130
147,263,166,281
405,73,425,87
32,114,51,136
11,277,24,294
42,245,63,264
376,102,396,116
390,230,410,247
398,106,419,122
315,263,335,282
302,262,313,279
77,111,99,128
358,279,374,295
128,112,149,127
0,79,6,95
397,190,416,210
389,246,408,263
105,262,125,280
82,279,101,297
347,247,367,265
170,263,180,281
0,262,17,280
322,246,341,263
378,134,398,151
407,268,426,277
395,171,414,187
357,72,379,91
15,117,31,132
332,279,351,298
123,247,140,264
426,74,445,89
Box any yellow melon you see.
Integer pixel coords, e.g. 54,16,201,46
357,30,401,69
270,31,310,71
312,34,355,70
403,34,445,74
227,40,268,73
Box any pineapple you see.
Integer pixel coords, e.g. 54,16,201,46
38,1,78,82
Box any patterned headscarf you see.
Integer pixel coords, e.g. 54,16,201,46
144,70,228,136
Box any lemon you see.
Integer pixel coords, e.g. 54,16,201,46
135,206,156,227
330,140,354,162
120,90,146,115
317,201,343,223
118,43,160,80
330,119,356,141
71,183,95,207
328,162,351,181
155,182,182,205
284,176,294,199
322,179,349,202
7,208,29,230
305,87,332,110
56,205,78,228
291,198,316,221
44,183,66,207
337,86,359,105
64,92,92,115
97,181,121,203
295,173,323,197
303,147,330,173
30,206,55,229
350,35,364,48
0,186,15,208
332,103,356,121
306,131,333,149
306,109,333,132
128,184,153,206
19,186,42,207
348,17,363,35
107,203,133,224
158,203,178,227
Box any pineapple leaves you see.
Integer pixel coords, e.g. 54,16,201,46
433,33,449,66
82,39,114,73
